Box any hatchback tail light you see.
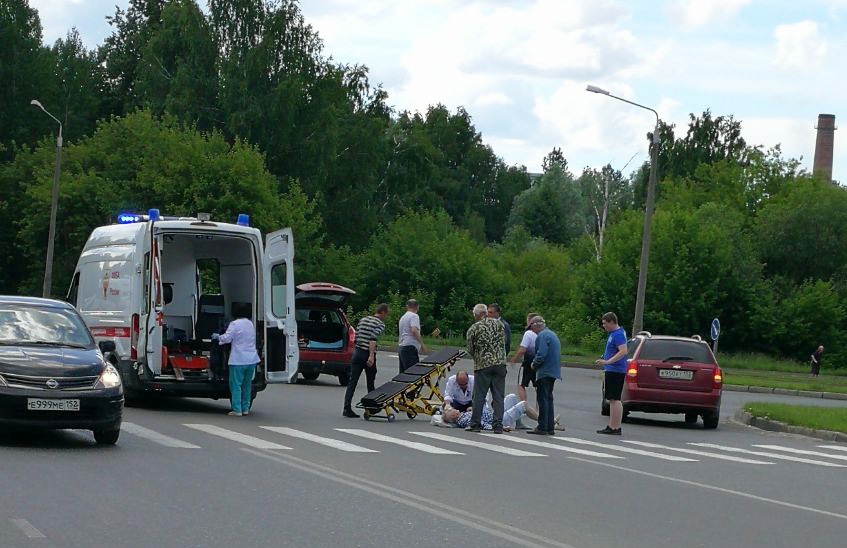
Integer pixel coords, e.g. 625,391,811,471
348,326,356,348
713,367,723,389
130,313,139,360
626,361,638,382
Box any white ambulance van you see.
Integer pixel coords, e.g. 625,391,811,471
66,210,298,402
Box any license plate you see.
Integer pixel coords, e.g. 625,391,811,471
27,398,80,412
658,369,694,380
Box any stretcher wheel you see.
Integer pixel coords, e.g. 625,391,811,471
363,410,371,421
387,414,396,423
407,411,417,419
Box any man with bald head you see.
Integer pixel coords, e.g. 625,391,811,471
443,371,474,412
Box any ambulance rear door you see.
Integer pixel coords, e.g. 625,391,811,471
262,228,298,383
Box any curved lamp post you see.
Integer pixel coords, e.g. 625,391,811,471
586,85,660,335
31,99,63,299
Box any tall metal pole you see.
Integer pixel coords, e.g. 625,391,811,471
632,122,659,334
31,100,63,298
585,86,660,334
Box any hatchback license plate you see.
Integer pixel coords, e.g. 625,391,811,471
658,369,694,380
27,398,80,412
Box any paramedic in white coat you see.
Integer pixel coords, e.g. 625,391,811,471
212,302,260,416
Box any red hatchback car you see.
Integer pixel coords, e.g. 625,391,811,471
295,283,356,385
602,332,723,429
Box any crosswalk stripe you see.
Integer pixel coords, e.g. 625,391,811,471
121,422,201,448
818,445,847,453
260,427,378,453
624,441,773,464
753,444,847,461
689,443,846,467
481,433,625,459
335,429,463,455
183,424,291,450
552,436,697,462
411,432,546,456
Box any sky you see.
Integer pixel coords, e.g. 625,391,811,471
31,0,847,182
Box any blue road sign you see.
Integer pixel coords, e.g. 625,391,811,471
711,318,721,341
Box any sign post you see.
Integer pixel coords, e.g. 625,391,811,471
710,318,720,355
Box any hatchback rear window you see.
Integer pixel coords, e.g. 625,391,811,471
637,340,714,364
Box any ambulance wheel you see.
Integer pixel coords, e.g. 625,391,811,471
387,414,396,423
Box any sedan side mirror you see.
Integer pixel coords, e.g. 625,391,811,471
99,340,117,354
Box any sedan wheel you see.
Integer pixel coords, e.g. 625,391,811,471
94,428,120,445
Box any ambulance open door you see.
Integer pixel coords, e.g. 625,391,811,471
263,228,298,383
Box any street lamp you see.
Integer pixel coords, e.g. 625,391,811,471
586,84,660,335
31,99,63,299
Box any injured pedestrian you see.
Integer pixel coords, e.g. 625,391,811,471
439,394,563,432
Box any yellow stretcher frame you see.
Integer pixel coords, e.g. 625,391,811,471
357,347,465,422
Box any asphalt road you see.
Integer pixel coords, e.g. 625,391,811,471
2,352,847,548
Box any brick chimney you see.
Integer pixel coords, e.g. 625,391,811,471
813,114,836,182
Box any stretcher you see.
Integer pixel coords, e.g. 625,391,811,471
357,347,465,421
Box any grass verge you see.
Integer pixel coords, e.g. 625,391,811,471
744,402,847,433
724,372,847,394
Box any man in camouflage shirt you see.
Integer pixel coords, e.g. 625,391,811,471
465,303,507,433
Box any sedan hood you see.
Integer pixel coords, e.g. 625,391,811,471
0,345,103,377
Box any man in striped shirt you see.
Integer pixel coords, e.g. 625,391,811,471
343,303,390,418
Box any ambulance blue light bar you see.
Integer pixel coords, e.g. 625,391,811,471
116,208,162,224
237,213,250,227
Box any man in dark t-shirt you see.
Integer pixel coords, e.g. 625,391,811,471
343,303,389,417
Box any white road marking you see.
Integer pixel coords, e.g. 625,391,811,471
753,444,847,461
568,456,847,522
482,433,625,459
10,519,46,539
248,448,580,548
335,428,463,454
412,431,546,456
690,443,846,467
121,422,201,448
183,424,291,450
624,440,774,464
553,436,697,462
818,445,847,452
260,427,378,453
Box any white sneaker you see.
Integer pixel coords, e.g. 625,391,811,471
554,414,565,431
228,411,242,417
243,411,250,416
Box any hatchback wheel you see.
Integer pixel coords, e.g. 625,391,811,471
338,372,349,386
94,428,120,445
601,399,610,416
302,371,320,381
702,410,720,430
685,412,699,424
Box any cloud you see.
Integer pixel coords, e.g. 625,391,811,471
773,20,828,70
665,0,751,28
30,0,122,47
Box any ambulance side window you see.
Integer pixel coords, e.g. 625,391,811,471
271,263,287,317
67,273,80,306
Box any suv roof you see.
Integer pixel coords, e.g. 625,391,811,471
0,296,73,309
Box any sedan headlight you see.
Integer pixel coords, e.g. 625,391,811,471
94,364,122,389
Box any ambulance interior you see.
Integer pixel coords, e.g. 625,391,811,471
158,232,259,378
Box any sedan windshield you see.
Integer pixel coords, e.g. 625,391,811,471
0,304,94,348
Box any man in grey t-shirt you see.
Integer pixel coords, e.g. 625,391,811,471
398,299,427,373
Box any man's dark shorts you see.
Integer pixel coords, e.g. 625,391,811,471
449,401,471,412
604,371,626,400
519,354,536,388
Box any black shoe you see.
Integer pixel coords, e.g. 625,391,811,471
597,426,622,435
465,425,481,432
526,429,547,435
342,409,360,418
491,427,504,434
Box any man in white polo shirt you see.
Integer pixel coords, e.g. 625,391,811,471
442,371,474,412
398,299,427,373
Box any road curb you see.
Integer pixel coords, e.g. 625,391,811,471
733,409,847,443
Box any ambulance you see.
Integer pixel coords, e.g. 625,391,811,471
66,210,298,402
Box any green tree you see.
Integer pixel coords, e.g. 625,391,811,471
578,164,632,261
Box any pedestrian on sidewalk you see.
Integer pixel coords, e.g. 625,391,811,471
212,302,259,417
596,312,628,435
343,303,390,418
465,303,507,433
398,299,427,373
810,345,824,377
527,316,561,436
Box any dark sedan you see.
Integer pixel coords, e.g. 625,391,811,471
0,296,124,444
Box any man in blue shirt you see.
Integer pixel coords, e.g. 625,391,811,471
527,316,561,435
595,312,628,435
